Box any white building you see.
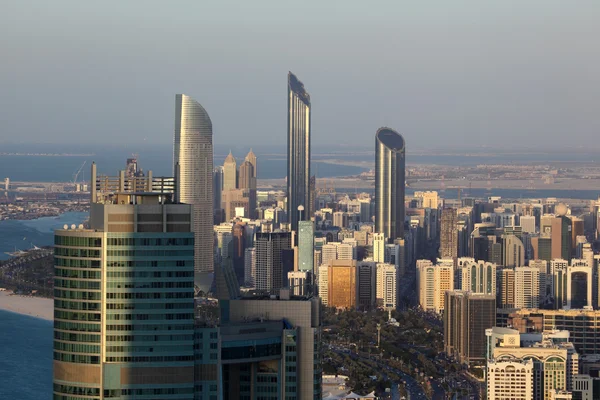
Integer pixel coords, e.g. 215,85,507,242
373,233,385,263
487,359,534,400
514,267,540,309
376,263,397,310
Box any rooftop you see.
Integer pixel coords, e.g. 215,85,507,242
376,127,405,152
288,72,310,105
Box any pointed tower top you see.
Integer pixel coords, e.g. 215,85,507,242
224,150,236,164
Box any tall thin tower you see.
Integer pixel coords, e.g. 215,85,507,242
375,127,406,242
174,94,214,276
287,72,311,232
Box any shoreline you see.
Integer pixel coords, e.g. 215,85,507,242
0,291,53,321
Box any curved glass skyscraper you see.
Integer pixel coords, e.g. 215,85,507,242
287,72,311,232
174,94,214,276
375,127,406,241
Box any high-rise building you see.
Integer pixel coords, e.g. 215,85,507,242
414,190,438,209
298,220,314,272
174,94,214,275
287,72,311,232
255,231,292,292
499,268,515,308
503,234,525,268
460,259,497,295
521,215,537,233
244,148,257,179
514,266,540,309
417,260,454,313
222,151,237,191
552,215,573,261
373,232,385,263
375,127,406,242
244,247,256,286
444,290,496,364
326,259,357,309
356,261,377,310
195,295,322,400
213,166,224,223
238,160,254,190
288,270,312,296
440,208,458,261
53,195,195,400
376,263,398,309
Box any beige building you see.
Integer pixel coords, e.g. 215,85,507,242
514,266,540,309
487,327,579,400
499,268,515,308
414,190,439,209
460,259,497,296
417,259,453,313
487,359,534,400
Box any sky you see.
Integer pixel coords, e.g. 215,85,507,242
1,0,599,151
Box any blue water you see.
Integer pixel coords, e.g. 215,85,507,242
0,212,87,260
0,310,53,399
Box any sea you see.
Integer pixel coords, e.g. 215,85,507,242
0,310,53,399
0,212,88,261
0,213,87,399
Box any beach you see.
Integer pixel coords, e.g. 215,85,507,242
0,291,53,321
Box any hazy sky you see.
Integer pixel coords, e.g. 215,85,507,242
1,1,599,150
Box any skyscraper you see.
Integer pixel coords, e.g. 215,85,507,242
223,151,237,191
213,166,224,223
375,127,406,242
255,231,292,292
174,94,214,275
298,220,314,272
287,72,311,232
244,148,257,178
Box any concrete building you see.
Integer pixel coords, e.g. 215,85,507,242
499,268,515,308
486,327,580,399
414,191,438,209
460,260,497,296
498,308,600,356
223,151,237,191
440,208,458,261
376,263,398,310
503,234,525,268
444,291,496,364
53,195,195,400
375,127,406,242
297,220,314,273
174,94,214,275
514,266,540,309
373,232,385,263
521,215,537,234
417,260,453,313
487,359,534,400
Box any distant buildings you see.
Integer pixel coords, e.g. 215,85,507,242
440,208,458,261
375,127,406,242
287,72,311,232
174,94,214,275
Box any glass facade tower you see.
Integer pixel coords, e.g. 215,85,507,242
174,94,214,276
375,127,406,242
53,199,196,400
287,72,311,232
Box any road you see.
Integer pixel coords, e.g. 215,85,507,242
331,347,428,400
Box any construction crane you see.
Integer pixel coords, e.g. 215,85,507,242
72,161,87,185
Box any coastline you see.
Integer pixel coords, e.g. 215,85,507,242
0,291,53,321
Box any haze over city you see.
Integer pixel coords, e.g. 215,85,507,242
1,0,599,149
